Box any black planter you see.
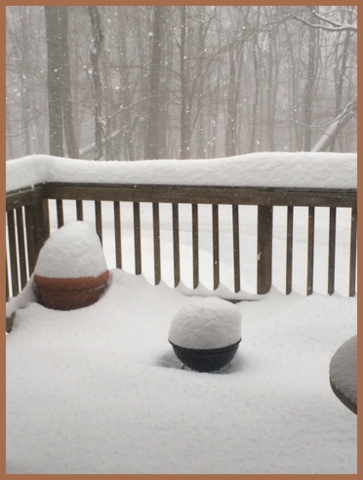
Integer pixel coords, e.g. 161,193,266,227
169,339,241,372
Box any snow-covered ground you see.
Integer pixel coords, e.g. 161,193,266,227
6,270,357,474
6,153,357,473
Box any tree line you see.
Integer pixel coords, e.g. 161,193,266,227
6,5,357,161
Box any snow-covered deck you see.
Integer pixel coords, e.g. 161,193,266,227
6,153,357,473
6,270,357,474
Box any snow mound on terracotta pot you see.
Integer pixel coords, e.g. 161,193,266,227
169,297,241,349
34,221,108,278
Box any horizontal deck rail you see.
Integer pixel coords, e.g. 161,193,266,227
6,182,357,301
44,183,356,207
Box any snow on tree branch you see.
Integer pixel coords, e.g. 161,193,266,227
286,12,357,33
312,95,357,152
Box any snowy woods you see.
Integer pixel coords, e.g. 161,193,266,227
6,5,357,161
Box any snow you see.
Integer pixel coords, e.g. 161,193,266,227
6,151,357,193
6,151,357,473
6,270,357,474
33,221,108,279
169,297,241,349
6,273,37,318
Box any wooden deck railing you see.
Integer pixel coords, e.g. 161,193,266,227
6,182,357,300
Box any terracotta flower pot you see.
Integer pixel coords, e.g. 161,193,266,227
34,270,109,310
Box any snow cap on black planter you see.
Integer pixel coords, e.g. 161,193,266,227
169,296,241,350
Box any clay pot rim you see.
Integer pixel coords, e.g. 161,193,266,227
34,270,109,290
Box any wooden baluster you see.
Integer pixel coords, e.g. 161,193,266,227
172,203,180,287
349,206,357,297
7,210,19,297
133,202,142,275
192,203,199,289
328,207,337,295
24,205,36,275
95,201,102,245
56,199,64,228
286,206,294,295
153,203,161,285
306,206,315,296
16,208,28,288
232,205,240,293
257,205,273,294
114,201,122,269
212,204,220,290
6,259,10,302
76,200,83,221
33,199,50,266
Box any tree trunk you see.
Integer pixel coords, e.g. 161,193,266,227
147,6,166,160
266,29,278,151
284,22,302,150
330,30,352,151
115,8,134,160
179,6,190,159
302,6,318,151
88,6,104,160
225,48,237,157
45,6,64,157
248,7,261,153
59,7,79,158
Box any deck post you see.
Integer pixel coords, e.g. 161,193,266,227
257,205,273,294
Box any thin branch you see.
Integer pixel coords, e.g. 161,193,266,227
312,9,356,30
286,13,357,33
311,95,357,152
6,129,26,138
100,96,148,124
297,95,357,129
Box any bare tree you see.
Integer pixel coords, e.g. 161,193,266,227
302,7,319,151
45,6,64,156
6,7,48,157
7,6,357,160
45,6,79,157
88,6,104,160
248,7,261,153
58,7,79,158
179,6,190,159
285,6,357,151
147,6,167,159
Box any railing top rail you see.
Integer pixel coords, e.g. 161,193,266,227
6,185,45,211
6,182,357,210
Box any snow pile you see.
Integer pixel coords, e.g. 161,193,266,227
6,154,49,192
6,270,357,474
34,221,107,279
6,151,357,193
169,297,241,349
